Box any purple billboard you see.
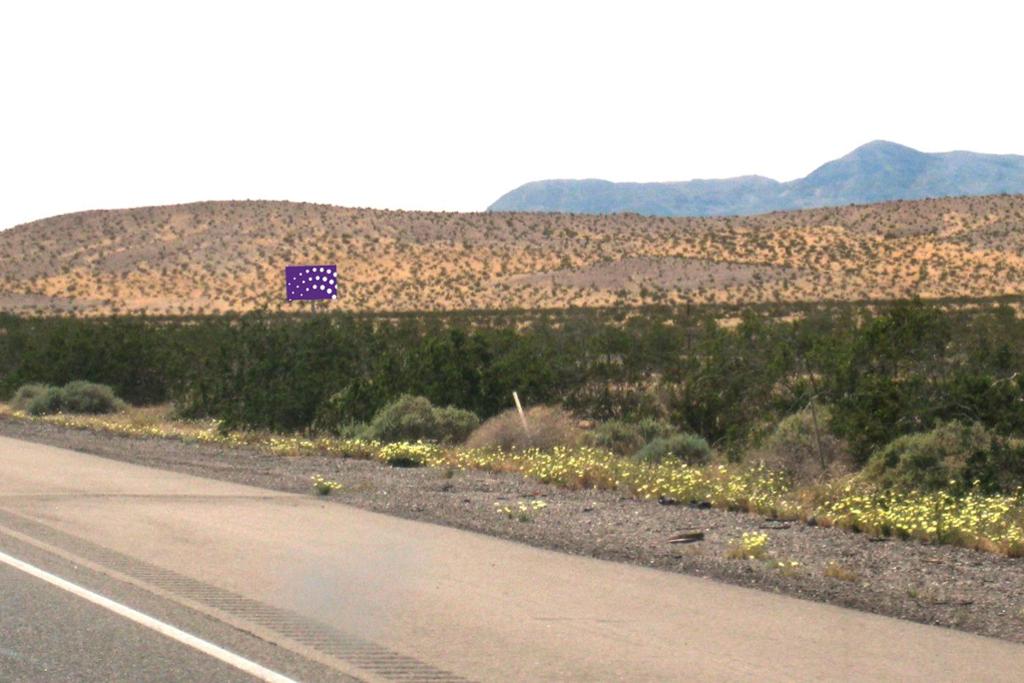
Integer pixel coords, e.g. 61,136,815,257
285,265,338,301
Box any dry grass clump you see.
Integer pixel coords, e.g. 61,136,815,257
465,405,581,452
824,560,859,582
753,403,853,486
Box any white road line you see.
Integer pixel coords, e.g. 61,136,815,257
0,549,299,683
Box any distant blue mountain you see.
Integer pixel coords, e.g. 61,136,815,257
488,141,1024,216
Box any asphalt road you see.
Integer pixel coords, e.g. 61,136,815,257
0,562,261,682
0,518,357,683
2,434,1024,682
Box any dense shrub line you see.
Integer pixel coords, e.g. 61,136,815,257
2,301,1024,490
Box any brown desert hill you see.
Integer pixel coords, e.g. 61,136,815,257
1,195,1024,316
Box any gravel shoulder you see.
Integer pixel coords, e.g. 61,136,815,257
2,415,1023,644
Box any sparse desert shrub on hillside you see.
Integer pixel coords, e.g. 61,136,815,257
10,383,53,411
754,403,852,485
634,433,711,465
861,421,996,492
363,395,479,444
466,405,581,451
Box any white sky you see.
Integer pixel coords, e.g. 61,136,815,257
2,0,1023,229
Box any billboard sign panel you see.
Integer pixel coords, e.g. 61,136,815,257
285,265,337,301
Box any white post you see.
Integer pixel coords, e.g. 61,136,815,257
512,391,529,435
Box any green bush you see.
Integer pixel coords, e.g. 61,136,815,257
60,381,127,414
968,438,1024,493
634,432,711,465
433,406,482,444
10,383,54,411
364,395,479,444
366,395,435,442
584,420,645,455
312,382,379,436
334,422,371,440
636,417,678,443
18,381,126,416
28,386,67,415
585,417,680,456
861,421,995,492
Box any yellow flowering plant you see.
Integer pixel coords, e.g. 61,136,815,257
6,405,1023,557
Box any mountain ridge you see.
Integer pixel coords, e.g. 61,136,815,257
489,141,1024,216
